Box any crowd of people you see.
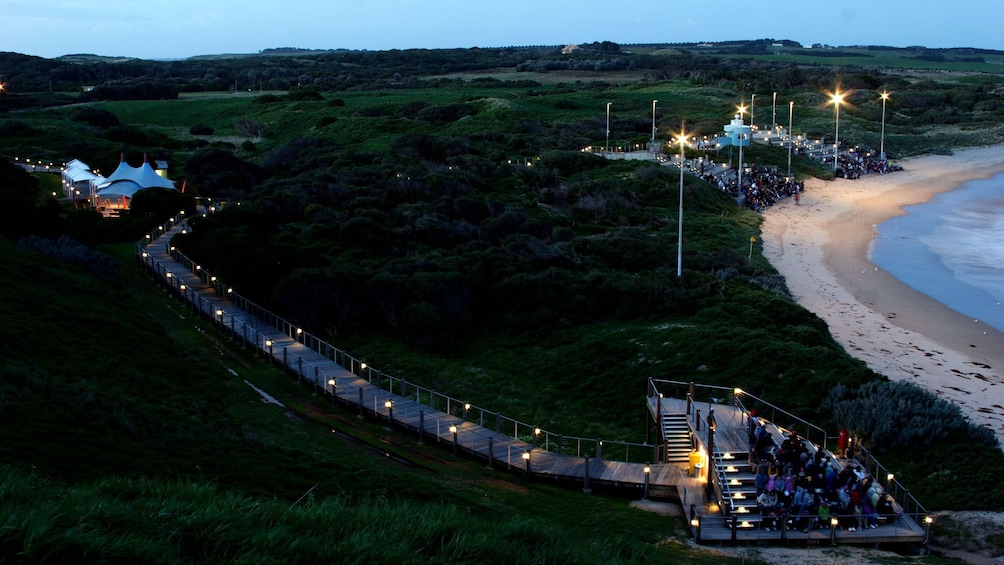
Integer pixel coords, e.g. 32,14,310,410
701,164,805,213
748,419,897,533
694,142,901,213
832,151,904,179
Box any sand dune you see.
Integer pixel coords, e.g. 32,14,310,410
761,145,1004,447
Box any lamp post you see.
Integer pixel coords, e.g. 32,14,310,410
450,424,458,455
651,99,658,153
737,103,747,196
830,90,844,172
265,339,273,364
385,399,394,430
677,127,688,278
772,91,777,133
787,101,794,179
605,102,612,157
328,378,336,405
522,450,531,478
879,90,890,161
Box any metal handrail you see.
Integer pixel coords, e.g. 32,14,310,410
136,218,658,464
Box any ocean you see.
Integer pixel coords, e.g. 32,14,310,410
871,172,1004,333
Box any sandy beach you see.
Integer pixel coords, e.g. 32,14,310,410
761,145,1004,447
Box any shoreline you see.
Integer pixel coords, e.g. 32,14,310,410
761,145,1004,446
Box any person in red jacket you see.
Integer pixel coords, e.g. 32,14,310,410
837,428,849,458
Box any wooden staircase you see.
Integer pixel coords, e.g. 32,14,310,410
661,413,692,463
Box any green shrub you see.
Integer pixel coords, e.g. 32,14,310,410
189,123,214,135
824,380,999,449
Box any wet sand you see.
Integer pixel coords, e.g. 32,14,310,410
761,145,1004,446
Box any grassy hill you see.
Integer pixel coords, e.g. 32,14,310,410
0,236,751,563
3,48,1004,560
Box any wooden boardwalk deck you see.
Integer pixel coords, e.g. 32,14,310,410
138,219,681,495
139,217,929,548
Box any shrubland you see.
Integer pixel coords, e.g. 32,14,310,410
2,42,1004,561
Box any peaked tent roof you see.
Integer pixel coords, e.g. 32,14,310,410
97,155,175,191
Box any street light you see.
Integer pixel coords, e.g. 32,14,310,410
879,90,891,161
787,101,794,179
772,91,777,133
830,90,844,172
651,99,658,152
677,127,688,278
605,102,612,157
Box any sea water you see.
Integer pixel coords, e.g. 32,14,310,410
871,172,1004,333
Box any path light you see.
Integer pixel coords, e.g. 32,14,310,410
643,464,651,500
328,379,336,405
385,399,394,429
450,424,459,455
265,339,273,364
464,402,471,420
533,427,541,448
522,450,531,477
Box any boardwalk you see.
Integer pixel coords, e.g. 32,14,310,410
137,215,679,497
137,214,929,549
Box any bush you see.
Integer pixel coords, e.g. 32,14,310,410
288,89,323,102
189,123,214,135
823,380,999,449
68,108,120,128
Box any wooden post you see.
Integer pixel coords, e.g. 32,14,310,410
357,387,364,419
487,436,494,469
731,515,737,544
418,411,425,444
282,347,288,373
583,456,592,493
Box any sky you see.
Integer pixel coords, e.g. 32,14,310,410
4,0,1002,60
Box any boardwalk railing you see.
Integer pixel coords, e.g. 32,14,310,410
136,211,658,465
648,379,930,529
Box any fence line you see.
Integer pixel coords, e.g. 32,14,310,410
136,212,657,464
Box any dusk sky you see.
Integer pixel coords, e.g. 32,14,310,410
5,0,1001,60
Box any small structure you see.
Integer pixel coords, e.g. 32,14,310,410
716,115,751,148
94,154,176,215
61,159,100,200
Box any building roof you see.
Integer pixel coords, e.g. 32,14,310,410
97,154,176,192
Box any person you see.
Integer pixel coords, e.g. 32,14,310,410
794,192,800,205
837,428,849,458
755,461,769,497
757,488,779,531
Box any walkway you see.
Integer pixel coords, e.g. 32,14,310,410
136,216,680,496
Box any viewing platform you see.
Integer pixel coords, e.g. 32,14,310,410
647,380,930,546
